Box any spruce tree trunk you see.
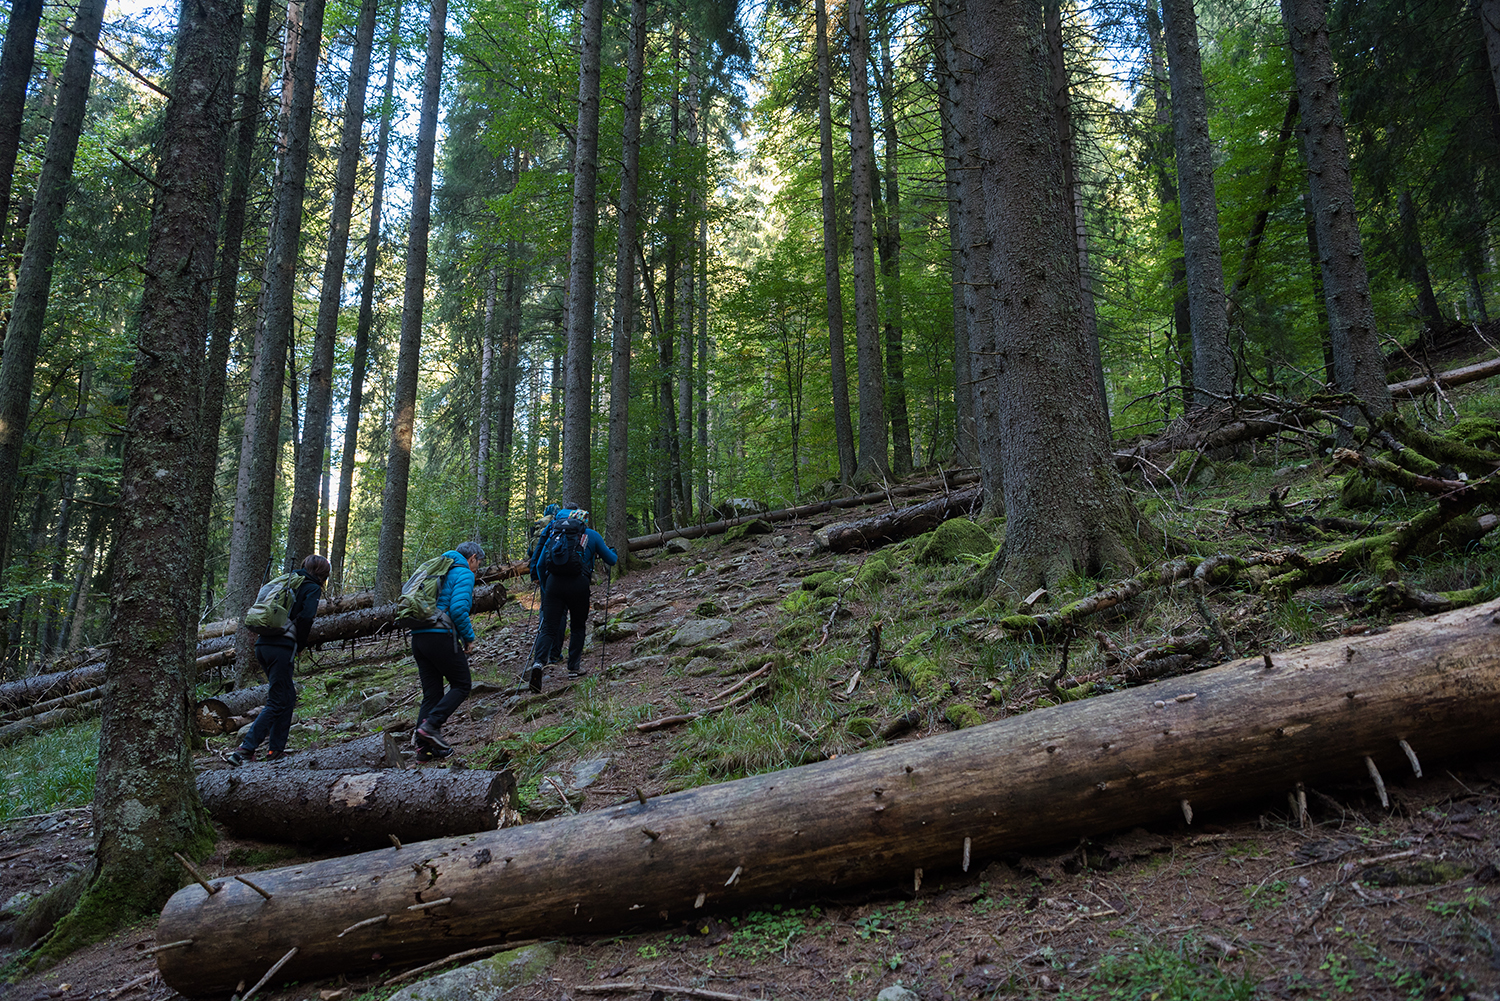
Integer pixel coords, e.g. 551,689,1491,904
47,0,239,957
972,0,1137,591
477,267,497,542
287,0,379,564
0,0,42,248
606,0,648,560
375,0,446,600
1396,188,1444,335
875,8,913,475
189,0,273,625
1483,0,1500,116
0,0,106,637
1161,0,1232,407
1281,0,1393,425
495,204,524,560
676,48,699,524
849,0,888,482
934,0,974,467
331,5,401,593
1144,1,1192,415
559,0,605,513
817,0,857,485
225,0,327,674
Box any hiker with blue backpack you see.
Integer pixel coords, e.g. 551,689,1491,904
406,540,485,760
525,507,616,692
225,554,330,767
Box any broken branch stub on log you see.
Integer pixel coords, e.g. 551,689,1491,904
197,767,518,848
156,598,1500,997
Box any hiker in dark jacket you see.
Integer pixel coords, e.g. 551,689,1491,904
527,503,565,664
412,540,484,760
525,508,617,692
226,555,329,766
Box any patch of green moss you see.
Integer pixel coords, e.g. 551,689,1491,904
802,570,839,591
1446,417,1500,452
913,519,995,565
1339,470,1382,510
854,552,894,589
695,600,723,616
684,562,709,578
780,590,816,614
944,703,983,729
846,717,878,738
723,519,772,543
891,655,949,700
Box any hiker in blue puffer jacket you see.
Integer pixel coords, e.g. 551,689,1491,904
412,540,484,760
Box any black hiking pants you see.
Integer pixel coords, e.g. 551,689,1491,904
412,630,472,730
530,574,590,673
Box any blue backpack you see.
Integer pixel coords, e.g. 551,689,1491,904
544,516,587,578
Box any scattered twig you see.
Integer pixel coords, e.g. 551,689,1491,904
241,946,298,1001
384,942,531,987
538,728,579,754
574,983,766,1001
708,662,773,703
108,971,158,997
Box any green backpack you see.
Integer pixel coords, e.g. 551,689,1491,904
394,555,456,629
244,572,299,635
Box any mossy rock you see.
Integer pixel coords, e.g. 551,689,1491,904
777,617,819,643
723,519,773,543
694,600,723,617
1359,860,1470,887
914,518,995,565
846,716,878,738
685,562,709,578
854,552,894,589
781,590,816,614
891,654,950,700
1446,417,1500,452
802,570,839,591
944,702,984,729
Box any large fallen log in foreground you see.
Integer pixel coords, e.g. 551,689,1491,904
157,598,1500,996
813,486,983,551
196,767,518,848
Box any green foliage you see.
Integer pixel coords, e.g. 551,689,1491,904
719,905,821,959
1061,938,1257,1000
0,722,100,823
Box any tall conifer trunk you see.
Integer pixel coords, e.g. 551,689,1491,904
817,0,857,484
849,0,888,481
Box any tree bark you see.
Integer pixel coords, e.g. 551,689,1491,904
1396,188,1444,334
159,598,1500,996
817,0,858,484
933,0,973,467
287,0,380,563
559,0,605,513
849,0,888,482
1282,0,1393,425
197,767,518,848
1161,0,1232,407
874,5,913,475
225,0,327,674
0,0,106,619
0,0,43,249
47,0,239,958
1482,0,1500,119
813,486,982,551
606,0,648,560
331,5,401,593
973,0,1137,592
374,0,445,600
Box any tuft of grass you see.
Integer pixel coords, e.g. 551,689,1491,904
1062,937,1257,1000
0,720,100,823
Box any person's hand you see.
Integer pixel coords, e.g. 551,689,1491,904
464,640,474,655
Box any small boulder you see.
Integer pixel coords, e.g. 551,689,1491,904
665,537,693,553
387,942,559,1001
913,519,994,565
668,618,732,649
877,986,920,1001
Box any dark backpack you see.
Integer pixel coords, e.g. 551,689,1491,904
394,555,456,629
544,516,587,578
244,572,299,635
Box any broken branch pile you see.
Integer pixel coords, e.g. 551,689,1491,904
157,599,1500,996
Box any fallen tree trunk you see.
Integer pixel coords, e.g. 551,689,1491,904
0,684,103,724
196,767,518,848
215,733,413,772
155,598,1500,996
0,698,102,747
0,663,106,713
813,487,983,551
1388,353,1500,400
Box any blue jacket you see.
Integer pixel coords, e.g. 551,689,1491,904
532,525,618,585
412,550,477,643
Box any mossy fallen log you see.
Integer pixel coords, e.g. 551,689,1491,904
157,598,1500,997
813,486,983,552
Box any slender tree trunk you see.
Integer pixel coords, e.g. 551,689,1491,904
559,0,605,512
1482,0,1500,116
1227,93,1298,322
1161,0,1232,406
676,44,699,523
1145,1,1192,414
1282,0,1393,424
0,0,42,251
874,6,913,475
495,182,523,560
1396,188,1444,336
606,0,648,559
331,5,401,593
696,208,710,514
934,0,974,467
63,493,104,649
42,0,238,957
225,0,327,673
1046,0,1106,425
189,0,272,623
287,0,379,563
45,366,90,652
849,0,888,482
374,0,445,600
0,0,106,645
477,267,497,543
817,0,857,485
972,0,1137,591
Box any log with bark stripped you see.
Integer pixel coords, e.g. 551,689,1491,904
196,766,518,848
813,486,983,551
156,598,1500,996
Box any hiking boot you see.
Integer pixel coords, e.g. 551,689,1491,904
415,745,452,763
264,748,289,762
567,665,590,679
223,746,255,767
414,719,453,756
525,664,544,693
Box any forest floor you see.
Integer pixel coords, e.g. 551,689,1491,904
4,333,1500,1001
